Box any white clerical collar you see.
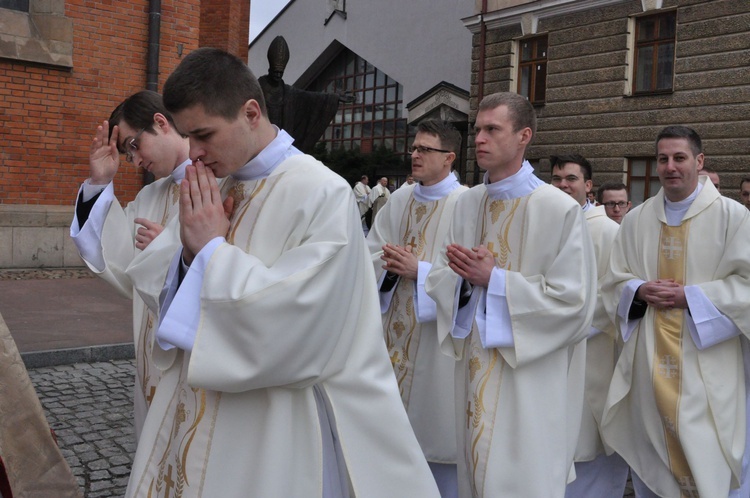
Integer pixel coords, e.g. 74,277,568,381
664,182,702,226
484,160,544,200
232,127,302,181
171,158,191,184
413,173,461,202
582,200,593,212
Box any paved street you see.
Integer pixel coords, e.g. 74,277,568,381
29,359,136,498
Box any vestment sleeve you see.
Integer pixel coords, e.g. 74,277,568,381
496,205,596,367
70,181,137,298
175,180,374,393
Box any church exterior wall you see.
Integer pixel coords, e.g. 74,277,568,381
0,0,248,267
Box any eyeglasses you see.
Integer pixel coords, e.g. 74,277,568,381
124,128,146,163
408,145,451,155
602,201,629,209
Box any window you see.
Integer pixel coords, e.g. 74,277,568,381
309,50,413,160
633,11,676,94
517,35,547,105
0,0,72,67
628,157,661,204
0,0,29,11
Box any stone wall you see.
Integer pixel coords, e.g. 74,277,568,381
468,0,750,198
0,204,82,268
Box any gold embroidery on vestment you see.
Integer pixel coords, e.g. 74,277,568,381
652,222,696,497
382,197,446,407
463,194,525,496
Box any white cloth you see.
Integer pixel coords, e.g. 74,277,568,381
124,136,439,497
70,159,188,439
566,204,628,497
426,162,597,498
366,174,467,466
601,177,750,497
353,181,371,216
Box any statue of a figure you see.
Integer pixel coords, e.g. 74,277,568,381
258,36,344,153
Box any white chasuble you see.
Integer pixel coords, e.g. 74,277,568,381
427,183,596,498
126,155,439,498
71,175,183,440
384,197,449,400
601,180,750,498
367,182,466,463
575,205,620,462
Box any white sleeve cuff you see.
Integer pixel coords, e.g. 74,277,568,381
685,285,741,350
81,179,109,202
414,261,436,323
156,237,225,351
617,279,645,342
481,267,514,349
70,181,115,272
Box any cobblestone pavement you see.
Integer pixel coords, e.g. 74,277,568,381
29,360,136,498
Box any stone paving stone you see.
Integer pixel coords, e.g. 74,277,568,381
29,359,136,498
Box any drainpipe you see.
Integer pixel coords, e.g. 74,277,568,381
477,0,487,102
144,0,161,185
474,0,488,185
146,0,161,92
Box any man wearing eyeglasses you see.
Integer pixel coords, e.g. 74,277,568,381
426,92,596,497
597,182,632,224
70,90,191,440
550,155,628,498
601,126,750,497
367,120,467,497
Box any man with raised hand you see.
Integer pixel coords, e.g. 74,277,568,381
70,90,190,439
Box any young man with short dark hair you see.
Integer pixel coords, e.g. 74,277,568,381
596,182,632,224
124,48,439,498
71,90,191,439
427,93,597,497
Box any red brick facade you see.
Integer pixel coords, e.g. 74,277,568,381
0,0,249,206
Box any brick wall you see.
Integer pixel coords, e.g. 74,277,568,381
200,0,250,63
0,0,250,207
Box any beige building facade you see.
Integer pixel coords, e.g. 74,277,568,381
463,0,750,202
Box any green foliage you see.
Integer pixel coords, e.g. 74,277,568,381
311,143,410,186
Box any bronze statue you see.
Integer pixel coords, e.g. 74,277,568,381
258,36,346,153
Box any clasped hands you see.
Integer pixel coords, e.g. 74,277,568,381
180,161,234,265
381,243,419,280
636,279,687,310
447,244,495,288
